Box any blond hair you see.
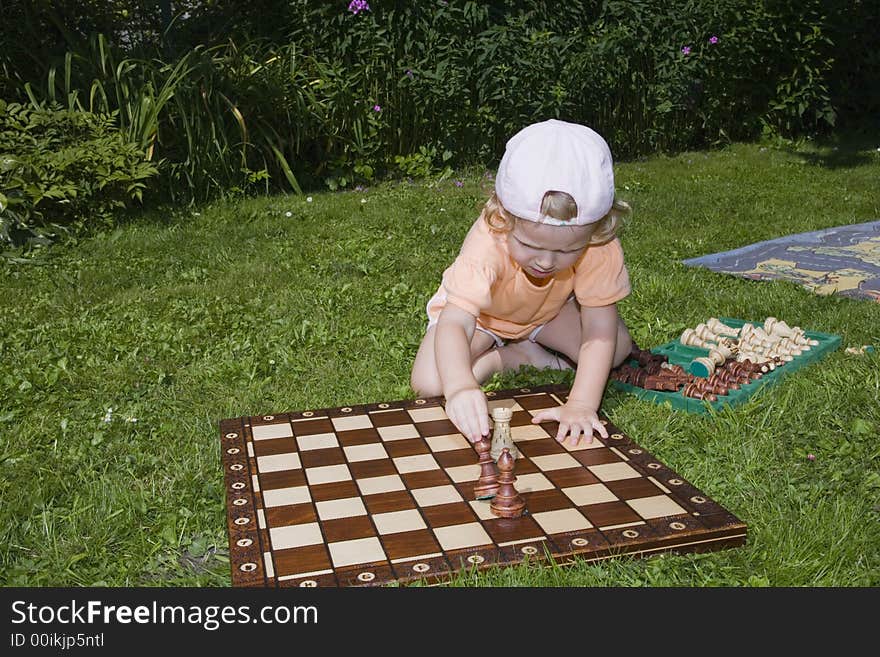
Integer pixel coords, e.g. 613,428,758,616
481,191,628,245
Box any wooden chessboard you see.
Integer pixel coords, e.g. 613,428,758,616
219,384,746,587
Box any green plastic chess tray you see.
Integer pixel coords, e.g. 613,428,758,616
612,317,841,414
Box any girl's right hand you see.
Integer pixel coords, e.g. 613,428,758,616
444,387,490,443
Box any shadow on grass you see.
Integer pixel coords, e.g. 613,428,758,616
791,127,880,170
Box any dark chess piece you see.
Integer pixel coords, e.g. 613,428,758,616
490,448,526,518
474,439,500,500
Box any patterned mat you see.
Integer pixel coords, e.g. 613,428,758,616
682,221,880,302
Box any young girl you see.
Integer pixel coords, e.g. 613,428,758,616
410,119,633,445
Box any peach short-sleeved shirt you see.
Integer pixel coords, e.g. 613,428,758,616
426,217,631,340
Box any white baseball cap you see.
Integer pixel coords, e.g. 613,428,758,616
494,119,615,226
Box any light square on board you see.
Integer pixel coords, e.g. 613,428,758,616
530,453,581,472
407,406,448,423
377,424,420,441
559,437,605,451
513,472,555,493
532,509,593,534
304,464,352,486
432,522,493,551
445,463,480,483
330,415,373,432
511,425,550,441
357,474,406,496
262,485,311,508
487,399,523,413
343,443,389,462
468,500,496,521
328,536,386,568
589,462,642,482
256,453,301,473
315,497,367,521
251,423,294,440
270,522,323,550
393,454,440,474
297,433,339,451
626,495,687,519
425,434,470,452
372,509,428,535
411,485,463,507
562,483,618,506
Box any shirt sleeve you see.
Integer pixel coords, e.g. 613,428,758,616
573,238,632,307
441,257,499,317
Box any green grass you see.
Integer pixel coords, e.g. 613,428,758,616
1,136,879,587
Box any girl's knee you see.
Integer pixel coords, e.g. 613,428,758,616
409,370,442,398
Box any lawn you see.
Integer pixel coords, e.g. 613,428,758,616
1,136,878,587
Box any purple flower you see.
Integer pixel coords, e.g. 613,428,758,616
372,104,382,112
709,35,719,44
681,46,691,55
348,0,370,15
405,69,414,78
454,180,463,187
807,453,816,461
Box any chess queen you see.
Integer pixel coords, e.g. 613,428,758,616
410,120,633,445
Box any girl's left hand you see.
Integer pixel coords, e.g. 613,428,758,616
530,399,608,444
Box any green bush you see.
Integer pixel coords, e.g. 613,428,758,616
3,0,848,203
263,0,839,185
0,101,157,246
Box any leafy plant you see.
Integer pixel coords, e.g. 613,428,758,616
0,101,158,246
2,0,852,208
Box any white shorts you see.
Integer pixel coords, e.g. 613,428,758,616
424,289,547,348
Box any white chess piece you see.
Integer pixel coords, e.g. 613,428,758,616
489,407,517,461
707,317,740,338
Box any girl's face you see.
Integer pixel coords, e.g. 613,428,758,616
507,219,593,282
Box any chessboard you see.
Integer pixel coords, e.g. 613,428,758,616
219,384,746,587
